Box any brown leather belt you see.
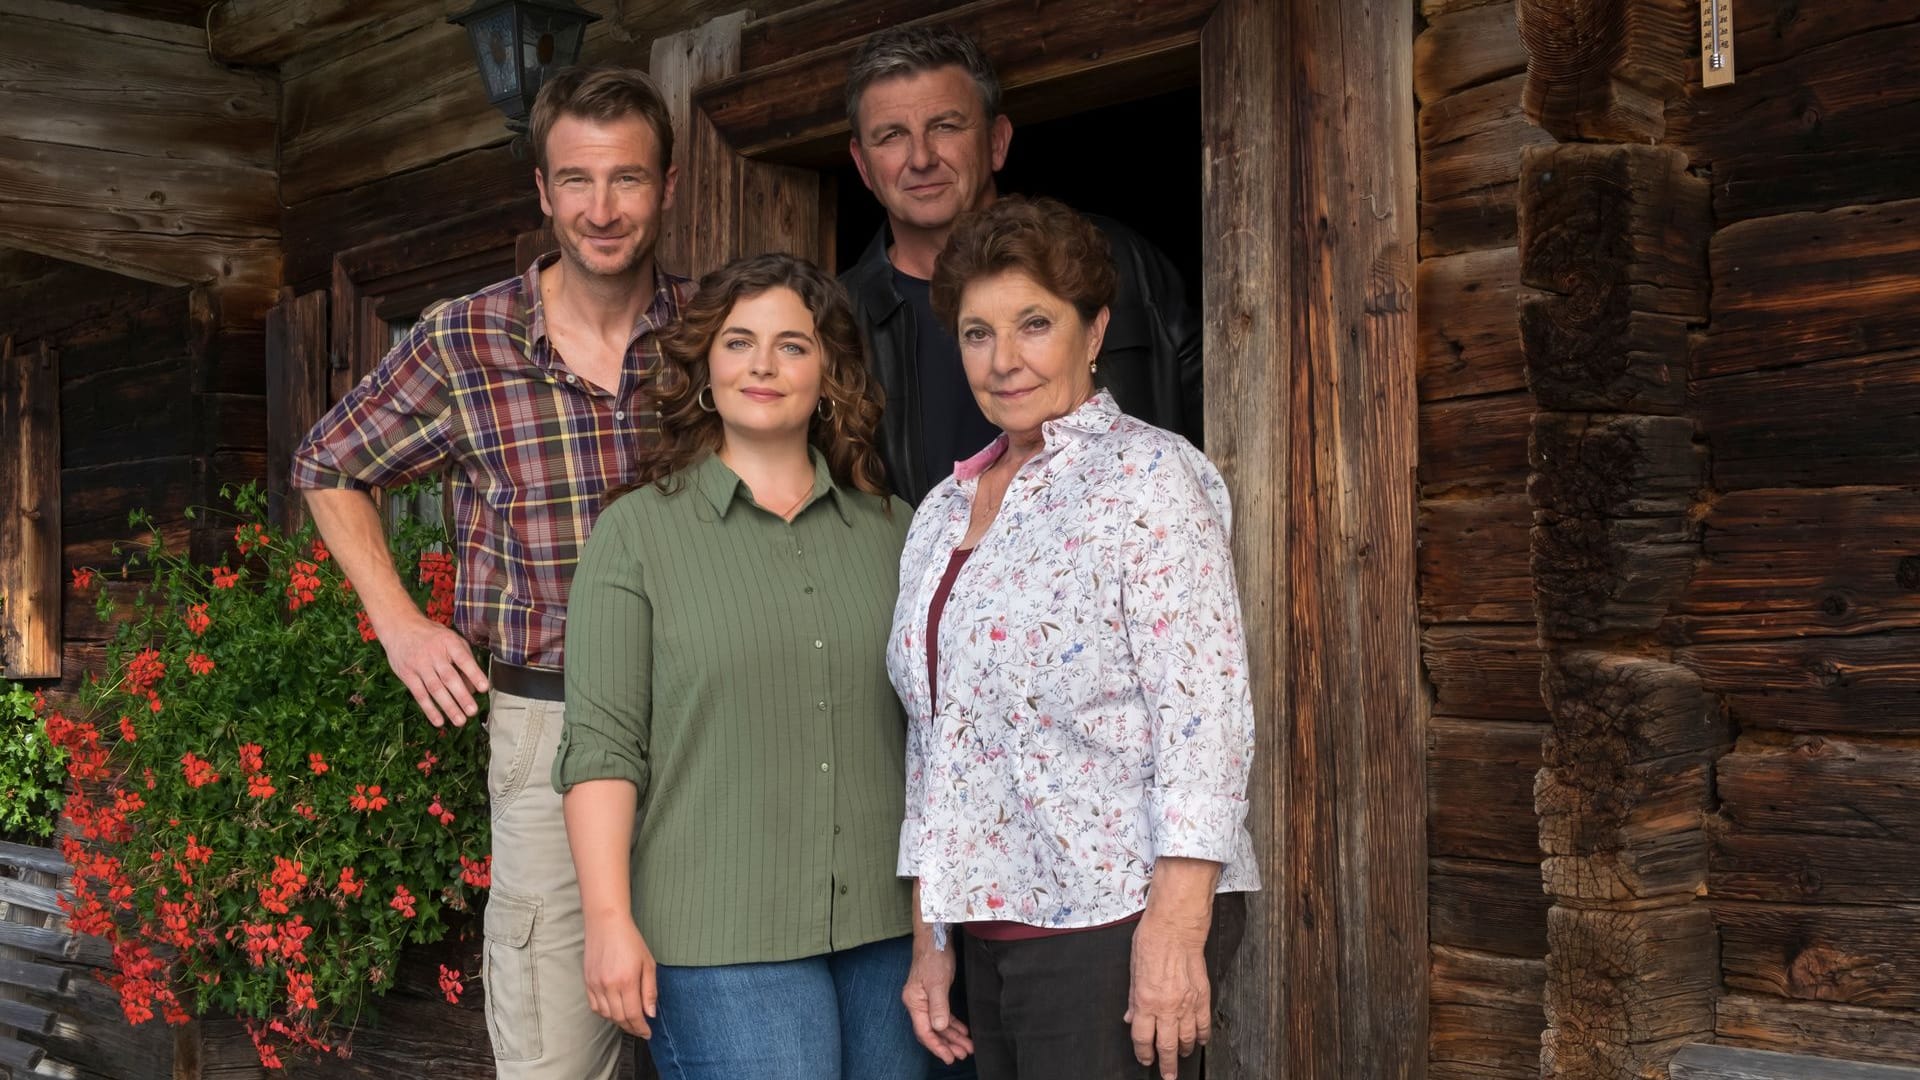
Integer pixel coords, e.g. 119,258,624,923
489,658,565,702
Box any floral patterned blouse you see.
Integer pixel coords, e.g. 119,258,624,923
889,391,1260,931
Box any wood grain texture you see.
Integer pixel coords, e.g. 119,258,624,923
209,0,436,65
1421,494,1535,624
1718,901,1920,1013
1718,995,1920,1068
265,290,330,534
1694,199,1920,380
1417,246,1529,400
1429,718,1545,863
1418,74,1550,257
739,0,948,70
1422,623,1549,722
0,11,278,292
1430,945,1547,1079
1420,391,1532,497
3,339,62,678
1415,2,1526,105
1205,0,1425,1075
1673,488,1920,642
1517,0,1695,142
1665,11,1920,224
1430,857,1551,958
1695,351,1920,491
1673,1042,1920,1079
1676,635,1920,735
1542,903,1718,1077
1518,143,1710,414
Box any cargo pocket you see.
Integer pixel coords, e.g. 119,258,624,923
483,889,542,1062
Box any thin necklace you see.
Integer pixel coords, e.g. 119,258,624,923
770,483,811,520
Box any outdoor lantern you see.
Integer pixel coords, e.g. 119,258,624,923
450,0,600,147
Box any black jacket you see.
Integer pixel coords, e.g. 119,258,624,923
841,215,1204,505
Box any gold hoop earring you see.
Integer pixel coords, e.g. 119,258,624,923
696,386,716,412
816,396,835,421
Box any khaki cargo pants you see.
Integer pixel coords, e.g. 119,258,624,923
484,690,621,1080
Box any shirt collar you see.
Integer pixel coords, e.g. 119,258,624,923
951,390,1123,482
692,447,853,526
522,251,688,372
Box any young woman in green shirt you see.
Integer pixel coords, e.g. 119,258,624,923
553,253,939,1078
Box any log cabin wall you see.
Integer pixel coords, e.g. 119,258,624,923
1414,2,1555,1076
0,251,262,712
1517,0,1920,1075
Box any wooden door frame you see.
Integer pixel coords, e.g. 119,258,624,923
654,2,1426,1075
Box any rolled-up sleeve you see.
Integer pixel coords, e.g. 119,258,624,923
291,317,455,492
1121,450,1255,864
553,501,653,794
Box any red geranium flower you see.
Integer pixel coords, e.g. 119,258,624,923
185,603,211,637
389,885,416,919
307,751,329,775
187,652,215,676
211,565,240,589
72,566,96,591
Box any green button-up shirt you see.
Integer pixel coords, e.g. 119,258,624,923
553,450,914,966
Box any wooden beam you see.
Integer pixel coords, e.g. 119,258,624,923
1430,945,1547,1080
1414,2,1526,105
1516,0,1695,142
1672,1043,1920,1080
1676,634,1920,736
1204,0,1425,1075
207,0,437,66
738,0,948,70
2,337,61,679
1418,73,1550,257
264,289,329,534
696,0,1213,163
1718,995,1920,1067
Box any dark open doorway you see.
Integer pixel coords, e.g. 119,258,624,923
829,85,1203,309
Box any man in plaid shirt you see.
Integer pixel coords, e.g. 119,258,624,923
292,66,689,1080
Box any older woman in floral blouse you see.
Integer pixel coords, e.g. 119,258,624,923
889,196,1258,1080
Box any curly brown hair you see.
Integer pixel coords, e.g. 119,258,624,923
930,195,1116,333
622,253,891,503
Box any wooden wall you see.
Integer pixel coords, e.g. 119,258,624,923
0,251,262,711
1414,2,1554,1077
0,1,279,314
1515,0,1920,1075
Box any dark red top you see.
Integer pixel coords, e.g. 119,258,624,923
927,544,1141,942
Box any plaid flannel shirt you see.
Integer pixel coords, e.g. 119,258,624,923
291,253,692,667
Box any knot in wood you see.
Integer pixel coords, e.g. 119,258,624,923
1895,555,1920,591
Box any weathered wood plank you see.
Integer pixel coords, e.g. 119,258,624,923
3,338,62,679
1418,73,1550,257
1531,514,1700,642
1417,246,1529,400
1529,413,1702,522
1695,200,1920,380
1517,0,1694,142
1718,736,1920,841
1420,391,1531,497
1422,623,1548,722
208,0,437,65
1673,1042,1920,1080
265,290,330,535
1543,651,1731,763
1674,489,1920,642
1543,903,1718,1078
1431,857,1550,959
1676,635,1920,735
1717,901,1920,1013
1666,15,1920,224
5,0,210,41
1696,350,1920,490
1420,494,1534,624
1519,143,1711,414
1430,718,1544,863
1414,2,1526,105
1718,995,1920,1068
696,0,1215,161
739,0,946,70
1430,945,1546,1080
1543,830,1712,905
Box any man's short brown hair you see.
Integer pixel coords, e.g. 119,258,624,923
845,24,1001,135
931,196,1116,333
529,64,675,174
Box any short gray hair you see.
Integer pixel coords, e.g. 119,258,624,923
845,25,1002,135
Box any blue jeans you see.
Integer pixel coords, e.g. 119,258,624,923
649,935,927,1080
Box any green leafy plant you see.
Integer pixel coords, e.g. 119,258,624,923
0,677,65,842
48,483,490,1068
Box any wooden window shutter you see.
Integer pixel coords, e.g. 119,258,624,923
2,336,60,679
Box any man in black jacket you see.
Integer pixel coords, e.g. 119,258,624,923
842,25,1204,505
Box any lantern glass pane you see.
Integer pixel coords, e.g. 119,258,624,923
465,7,520,101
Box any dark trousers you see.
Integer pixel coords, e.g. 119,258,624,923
961,894,1246,1080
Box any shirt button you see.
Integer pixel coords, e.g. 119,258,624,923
804,586,815,595
615,410,626,420
816,700,827,711
813,640,824,649
565,374,577,384
834,824,842,835
839,885,849,896
819,762,831,773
